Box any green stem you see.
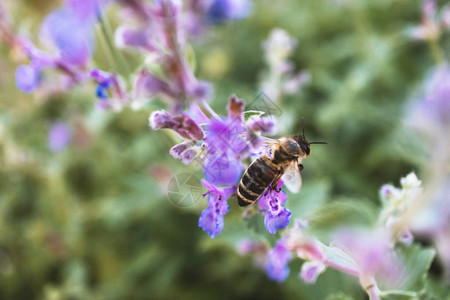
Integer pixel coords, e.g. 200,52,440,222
98,12,131,79
427,37,445,65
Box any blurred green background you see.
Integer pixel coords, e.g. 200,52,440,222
0,0,445,299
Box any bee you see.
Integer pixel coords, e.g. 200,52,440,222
237,119,327,206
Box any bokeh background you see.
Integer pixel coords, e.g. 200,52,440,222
0,0,447,299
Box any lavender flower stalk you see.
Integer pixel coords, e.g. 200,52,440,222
260,28,310,103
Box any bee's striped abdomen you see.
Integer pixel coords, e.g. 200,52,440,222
237,156,279,206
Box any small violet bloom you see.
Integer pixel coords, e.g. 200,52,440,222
300,260,327,284
259,180,291,234
265,239,292,282
202,96,252,186
15,65,40,94
91,69,114,100
150,110,205,140
198,179,235,238
40,9,93,67
49,122,71,152
206,0,252,24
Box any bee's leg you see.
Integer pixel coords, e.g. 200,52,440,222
298,164,304,172
271,172,283,193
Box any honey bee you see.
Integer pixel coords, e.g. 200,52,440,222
237,119,327,206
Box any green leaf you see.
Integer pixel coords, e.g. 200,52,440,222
324,245,359,275
380,244,435,298
308,198,378,229
243,213,279,246
325,292,355,300
243,110,265,121
288,179,331,220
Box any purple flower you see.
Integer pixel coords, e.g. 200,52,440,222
15,41,56,93
200,96,256,186
379,184,401,202
246,115,278,135
150,110,205,140
170,141,195,159
265,240,292,282
15,65,40,94
205,118,248,156
204,96,250,157
49,122,71,152
133,69,177,99
65,0,108,23
40,9,93,67
285,220,327,262
422,65,450,125
332,228,400,279
259,181,292,234
115,26,158,52
300,261,326,284
202,153,242,186
188,103,210,125
398,230,414,246
206,0,252,24
198,180,234,238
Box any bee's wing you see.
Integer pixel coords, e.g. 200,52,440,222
281,160,302,193
261,137,280,157
261,136,280,147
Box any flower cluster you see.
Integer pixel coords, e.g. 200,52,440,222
150,94,287,238
7,0,252,111
12,0,108,94
378,172,422,245
405,63,450,280
238,173,439,300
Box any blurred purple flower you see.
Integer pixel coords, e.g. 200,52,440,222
65,0,110,22
246,115,278,135
265,239,292,282
13,0,108,93
412,185,450,278
15,41,56,94
115,25,159,52
332,228,400,280
286,219,327,262
49,122,71,152
198,179,234,238
170,141,195,159
300,261,326,284
133,69,177,100
379,184,401,203
91,69,114,100
408,0,440,41
398,230,414,246
421,65,450,125
236,239,268,268
150,110,205,140
259,181,291,234
206,0,252,24
15,65,40,94
40,9,93,67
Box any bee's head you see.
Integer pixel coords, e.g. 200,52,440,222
293,135,311,156
294,117,327,156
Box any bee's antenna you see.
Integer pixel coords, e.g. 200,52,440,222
310,141,328,144
302,117,305,138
